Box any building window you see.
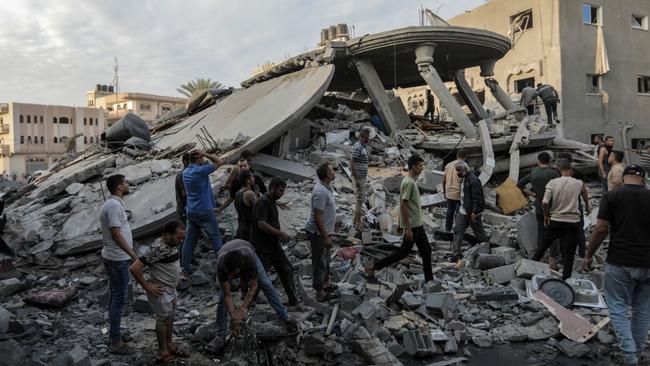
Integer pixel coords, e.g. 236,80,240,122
140,103,152,111
60,136,68,144
639,75,650,94
20,136,24,144
27,136,32,143
510,9,533,33
19,115,23,123
33,115,37,124
123,103,127,109
27,115,31,123
586,74,601,94
53,117,57,124
40,116,43,123
40,136,44,144
53,137,58,144
33,136,37,143
90,136,94,143
59,117,69,124
95,119,98,126
632,14,648,30
514,77,535,93
583,4,601,25
83,118,87,125
84,136,88,144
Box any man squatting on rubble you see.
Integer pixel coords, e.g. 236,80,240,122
181,150,225,277
443,149,467,232
130,220,190,363
532,158,590,280
99,174,137,355
305,162,338,302
214,239,298,350
350,127,370,232
607,150,626,191
598,135,615,192
584,165,650,366
518,152,560,266
451,161,490,261
365,155,434,283
251,177,301,306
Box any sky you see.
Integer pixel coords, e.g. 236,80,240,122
0,0,486,106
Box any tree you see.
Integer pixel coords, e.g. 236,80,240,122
176,78,223,97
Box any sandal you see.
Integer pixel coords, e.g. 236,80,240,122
169,346,190,358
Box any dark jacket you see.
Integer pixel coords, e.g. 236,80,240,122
461,172,484,215
175,170,186,218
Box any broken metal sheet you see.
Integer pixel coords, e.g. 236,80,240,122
153,65,335,162
533,290,609,343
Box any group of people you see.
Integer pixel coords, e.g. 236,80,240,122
520,82,561,125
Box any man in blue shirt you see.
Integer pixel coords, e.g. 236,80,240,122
181,150,225,276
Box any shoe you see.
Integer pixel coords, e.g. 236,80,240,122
108,342,137,355
285,318,299,333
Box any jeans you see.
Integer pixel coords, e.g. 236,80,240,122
215,257,288,337
104,259,131,343
452,213,490,255
374,226,433,282
532,220,579,280
182,210,222,274
445,199,460,232
309,233,331,291
544,100,558,123
258,249,299,304
604,264,650,365
602,179,609,193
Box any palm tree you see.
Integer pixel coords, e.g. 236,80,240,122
176,78,223,97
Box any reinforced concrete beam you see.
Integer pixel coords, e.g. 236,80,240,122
454,70,488,121
353,58,408,136
414,43,478,139
484,77,518,111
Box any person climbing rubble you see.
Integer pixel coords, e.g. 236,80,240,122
443,148,467,232
451,161,489,262
350,127,370,232
520,81,538,116
213,239,298,352
304,162,338,302
536,83,560,125
181,150,225,277
130,220,190,363
365,155,434,283
99,174,138,355
532,158,590,280
584,165,650,366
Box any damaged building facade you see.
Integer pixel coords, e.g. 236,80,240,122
450,0,650,156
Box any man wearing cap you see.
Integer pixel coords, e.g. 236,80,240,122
584,165,650,366
181,150,225,277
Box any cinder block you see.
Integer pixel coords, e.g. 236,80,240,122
515,259,550,279
483,264,516,285
492,246,517,264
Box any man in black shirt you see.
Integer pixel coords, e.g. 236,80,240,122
174,153,190,221
250,177,299,306
217,151,267,213
584,165,650,366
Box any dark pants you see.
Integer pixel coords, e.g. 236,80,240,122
374,226,433,282
532,220,580,280
258,249,299,304
544,100,558,123
182,210,222,274
445,199,460,232
577,203,586,258
104,259,131,343
309,233,331,292
526,105,535,115
452,213,490,256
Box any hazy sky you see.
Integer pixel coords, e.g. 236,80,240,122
0,0,486,106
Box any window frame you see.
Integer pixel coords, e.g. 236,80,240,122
582,4,601,26
510,9,534,34
631,14,648,30
586,74,602,95
638,75,650,95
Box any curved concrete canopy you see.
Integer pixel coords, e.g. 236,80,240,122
153,65,335,161
330,26,511,90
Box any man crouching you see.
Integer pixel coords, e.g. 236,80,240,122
130,220,189,363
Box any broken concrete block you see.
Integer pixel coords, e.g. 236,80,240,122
515,259,550,279
400,292,423,310
133,295,152,314
597,330,614,344
150,159,172,174
557,339,590,358
387,341,406,358
354,338,404,366
383,315,409,332
483,264,516,285
492,325,528,342
482,211,516,227
423,280,442,293
0,339,25,366
403,329,438,357
523,317,560,340
339,290,362,312
0,306,12,334
28,240,54,255
489,231,512,247
443,336,458,353
474,254,506,270
471,334,493,348
252,153,316,181
351,301,378,323
78,276,99,287
516,211,538,258
472,286,518,302
68,344,91,366
65,183,84,195
491,246,517,264
425,292,456,315
302,334,328,356
416,170,444,193
189,270,211,286
0,278,27,298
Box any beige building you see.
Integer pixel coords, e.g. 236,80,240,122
86,86,186,126
450,0,650,148
0,102,105,176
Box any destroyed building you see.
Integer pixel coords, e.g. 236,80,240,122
0,19,631,366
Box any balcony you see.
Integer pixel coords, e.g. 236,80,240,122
0,144,9,155
0,125,9,134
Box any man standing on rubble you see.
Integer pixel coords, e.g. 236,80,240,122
536,83,560,125
350,128,370,232
520,82,538,115
233,170,257,240
365,155,433,282
217,150,267,213
607,150,626,191
532,158,590,280
598,136,615,192
100,174,137,355
251,177,300,307
557,152,589,258
181,150,225,277
518,152,560,261
443,149,467,232
213,239,298,351
584,165,650,366
130,220,190,363
305,162,338,302
451,161,490,261
174,153,190,222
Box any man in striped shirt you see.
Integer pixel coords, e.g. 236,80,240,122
350,128,370,232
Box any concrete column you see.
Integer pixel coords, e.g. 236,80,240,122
453,70,488,121
414,43,478,139
484,78,517,111
353,59,403,136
